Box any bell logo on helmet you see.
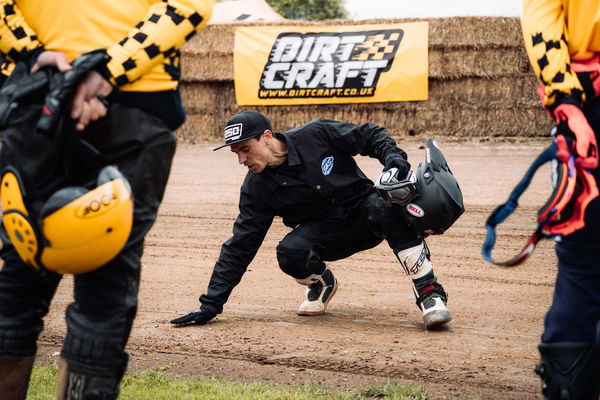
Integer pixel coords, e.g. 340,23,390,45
406,203,424,217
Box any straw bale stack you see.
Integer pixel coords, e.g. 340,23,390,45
178,17,552,144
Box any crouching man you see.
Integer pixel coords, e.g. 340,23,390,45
172,111,463,330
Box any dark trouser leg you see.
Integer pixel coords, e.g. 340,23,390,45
534,98,600,399
0,103,175,399
57,106,176,399
537,181,600,400
541,97,600,344
0,281,52,400
57,242,142,400
543,230,600,344
0,246,62,399
363,193,452,328
276,222,350,315
0,104,66,399
276,201,384,315
276,222,328,280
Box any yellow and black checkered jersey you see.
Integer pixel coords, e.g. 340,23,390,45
522,0,600,106
0,0,214,92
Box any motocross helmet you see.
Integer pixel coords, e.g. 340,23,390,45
375,138,465,235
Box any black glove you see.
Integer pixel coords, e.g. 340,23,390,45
383,156,411,179
170,308,217,326
0,62,53,128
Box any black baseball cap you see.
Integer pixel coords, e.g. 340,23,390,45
213,111,273,151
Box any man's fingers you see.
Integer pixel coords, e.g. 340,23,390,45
71,85,86,120
55,56,72,73
73,98,107,131
169,309,216,326
89,97,108,121
71,71,113,130
30,51,73,74
98,81,114,98
170,313,195,325
71,97,107,131
75,102,91,132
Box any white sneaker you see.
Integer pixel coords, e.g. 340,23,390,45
296,268,338,315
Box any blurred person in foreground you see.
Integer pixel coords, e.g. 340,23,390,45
171,111,464,331
0,1,213,398
521,0,600,398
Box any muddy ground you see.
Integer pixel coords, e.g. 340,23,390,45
36,140,557,399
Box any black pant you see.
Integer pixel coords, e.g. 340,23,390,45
276,192,421,279
0,103,176,374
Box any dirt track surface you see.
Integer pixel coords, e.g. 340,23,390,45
37,141,557,399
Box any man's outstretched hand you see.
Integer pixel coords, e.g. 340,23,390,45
170,308,217,326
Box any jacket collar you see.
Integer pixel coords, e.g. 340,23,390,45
277,132,302,167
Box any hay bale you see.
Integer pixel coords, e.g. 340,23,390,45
178,17,551,143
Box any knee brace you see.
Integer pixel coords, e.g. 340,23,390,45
59,305,131,399
535,341,600,399
394,241,432,279
58,355,128,400
60,339,128,400
0,326,40,357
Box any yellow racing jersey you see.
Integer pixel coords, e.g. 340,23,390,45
0,0,213,92
522,0,600,106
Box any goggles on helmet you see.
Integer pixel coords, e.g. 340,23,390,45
482,136,598,267
374,168,419,205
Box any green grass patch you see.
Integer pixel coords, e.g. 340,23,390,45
27,364,429,400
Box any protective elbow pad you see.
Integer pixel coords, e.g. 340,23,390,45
535,341,600,400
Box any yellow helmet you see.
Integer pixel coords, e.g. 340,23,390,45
1,165,133,274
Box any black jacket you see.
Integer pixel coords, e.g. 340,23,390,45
200,118,409,313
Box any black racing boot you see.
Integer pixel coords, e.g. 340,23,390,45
413,274,452,329
395,241,452,329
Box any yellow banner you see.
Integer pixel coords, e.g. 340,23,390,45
234,22,428,105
